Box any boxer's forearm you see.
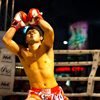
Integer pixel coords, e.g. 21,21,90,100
38,19,54,47
2,27,16,43
38,20,54,33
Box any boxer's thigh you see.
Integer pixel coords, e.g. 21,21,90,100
26,98,36,100
26,94,42,100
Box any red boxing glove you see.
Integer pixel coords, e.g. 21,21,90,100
11,11,29,31
28,8,43,25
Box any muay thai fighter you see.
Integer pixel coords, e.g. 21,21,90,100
2,8,69,100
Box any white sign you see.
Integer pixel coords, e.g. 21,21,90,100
0,48,15,96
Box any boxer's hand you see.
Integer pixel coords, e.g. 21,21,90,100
28,8,43,25
11,11,29,31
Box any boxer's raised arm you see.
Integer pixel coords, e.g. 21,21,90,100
28,8,54,48
2,11,28,55
38,20,54,48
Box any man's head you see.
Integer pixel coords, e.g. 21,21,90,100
25,26,43,44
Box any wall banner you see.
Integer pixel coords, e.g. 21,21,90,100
0,48,15,96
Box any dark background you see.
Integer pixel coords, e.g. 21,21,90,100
14,0,100,50
1,0,100,50
1,0,100,76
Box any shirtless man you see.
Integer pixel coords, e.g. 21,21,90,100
2,8,69,100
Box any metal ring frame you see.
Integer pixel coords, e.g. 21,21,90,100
1,0,100,97
11,50,100,97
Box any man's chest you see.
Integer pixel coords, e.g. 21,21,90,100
20,53,53,75
21,50,51,65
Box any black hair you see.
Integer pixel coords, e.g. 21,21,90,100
25,26,43,37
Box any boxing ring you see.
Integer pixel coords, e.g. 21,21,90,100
0,0,100,98
14,50,100,97
0,49,100,97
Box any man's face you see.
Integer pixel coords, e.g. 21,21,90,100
26,29,42,44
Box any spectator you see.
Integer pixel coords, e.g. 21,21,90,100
13,80,21,92
92,81,100,100
70,81,77,93
17,96,26,100
20,81,30,92
60,81,73,93
60,75,74,93
3,95,18,100
75,73,87,93
76,96,90,100
60,75,74,100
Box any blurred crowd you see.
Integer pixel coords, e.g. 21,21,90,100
0,73,100,100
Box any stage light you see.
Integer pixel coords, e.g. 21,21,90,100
63,41,68,45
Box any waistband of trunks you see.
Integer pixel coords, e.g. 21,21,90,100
31,85,59,93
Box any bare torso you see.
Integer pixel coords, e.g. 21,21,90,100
18,42,58,89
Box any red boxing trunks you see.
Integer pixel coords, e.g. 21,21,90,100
27,85,69,100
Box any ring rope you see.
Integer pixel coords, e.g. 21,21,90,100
54,50,94,54
14,76,100,81
11,92,100,97
13,50,100,97
16,61,93,66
